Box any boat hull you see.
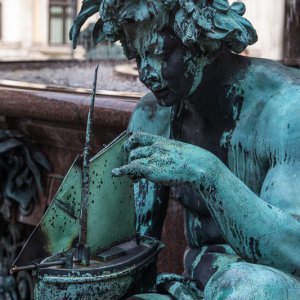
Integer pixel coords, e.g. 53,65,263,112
33,237,162,299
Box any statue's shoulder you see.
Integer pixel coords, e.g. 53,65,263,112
128,92,172,138
243,57,300,110
235,57,300,154
249,57,300,88
249,60,300,152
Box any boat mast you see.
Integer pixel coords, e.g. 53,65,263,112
78,64,99,265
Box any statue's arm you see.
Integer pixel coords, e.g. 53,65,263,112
194,159,300,276
128,93,172,238
200,98,300,275
113,129,300,274
115,92,300,274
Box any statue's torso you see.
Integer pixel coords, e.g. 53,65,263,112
130,57,300,286
174,72,300,283
175,98,269,248
173,60,300,251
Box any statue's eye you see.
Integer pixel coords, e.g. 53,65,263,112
161,50,171,60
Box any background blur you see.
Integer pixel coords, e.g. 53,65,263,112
0,0,83,60
0,0,294,61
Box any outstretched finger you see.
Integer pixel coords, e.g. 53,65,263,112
112,159,149,178
128,146,154,163
124,132,163,154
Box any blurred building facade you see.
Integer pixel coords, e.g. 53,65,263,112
0,0,289,61
235,0,285,60
0,0,84,60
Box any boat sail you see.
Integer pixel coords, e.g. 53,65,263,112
11,66,162,299
13,132,135,267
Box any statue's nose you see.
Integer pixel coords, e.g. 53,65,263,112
140,66,161,89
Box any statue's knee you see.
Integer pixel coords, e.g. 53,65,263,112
205,262,270,299
204,262,300,300
204,262,245,299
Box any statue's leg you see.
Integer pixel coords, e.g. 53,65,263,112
204,262,300,300
184,246,241,288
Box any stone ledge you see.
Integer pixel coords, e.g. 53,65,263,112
0,86,138,130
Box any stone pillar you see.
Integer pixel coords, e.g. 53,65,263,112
32,0,49,46
2,0,33,47
229,0,285,60
283,0,300,67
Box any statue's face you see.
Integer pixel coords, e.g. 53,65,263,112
126,27,209,106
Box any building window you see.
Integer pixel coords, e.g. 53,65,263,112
49,0,76,45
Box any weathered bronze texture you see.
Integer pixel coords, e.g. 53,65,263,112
79,65,98,249
0,83,183,275
0,55,187,297
71,0,300,299
0,86,135,225
33,237,161,299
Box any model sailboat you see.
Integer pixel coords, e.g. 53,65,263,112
11,66,162,299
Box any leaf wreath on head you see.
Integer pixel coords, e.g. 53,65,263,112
174,0,257,53
70,0,257,56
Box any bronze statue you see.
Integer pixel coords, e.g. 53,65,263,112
71,0,300,298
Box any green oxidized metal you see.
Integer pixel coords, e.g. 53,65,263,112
69,0,300,299
15,133,136,265
14,132,163,299
33,236,161,299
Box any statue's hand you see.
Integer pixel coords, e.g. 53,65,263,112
112,132,219,187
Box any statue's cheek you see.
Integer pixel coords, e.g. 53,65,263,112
185,56,209,95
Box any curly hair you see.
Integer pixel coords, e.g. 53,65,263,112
70,0,257,56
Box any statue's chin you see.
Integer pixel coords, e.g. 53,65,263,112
153,89,179,107
156,96,177,107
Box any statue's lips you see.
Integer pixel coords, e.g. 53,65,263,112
153,87,169,99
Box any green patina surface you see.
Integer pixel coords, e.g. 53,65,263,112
35,272,135,299
67,0,300,299
15,133,134,266
70,0,256,106
33,235,161,299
